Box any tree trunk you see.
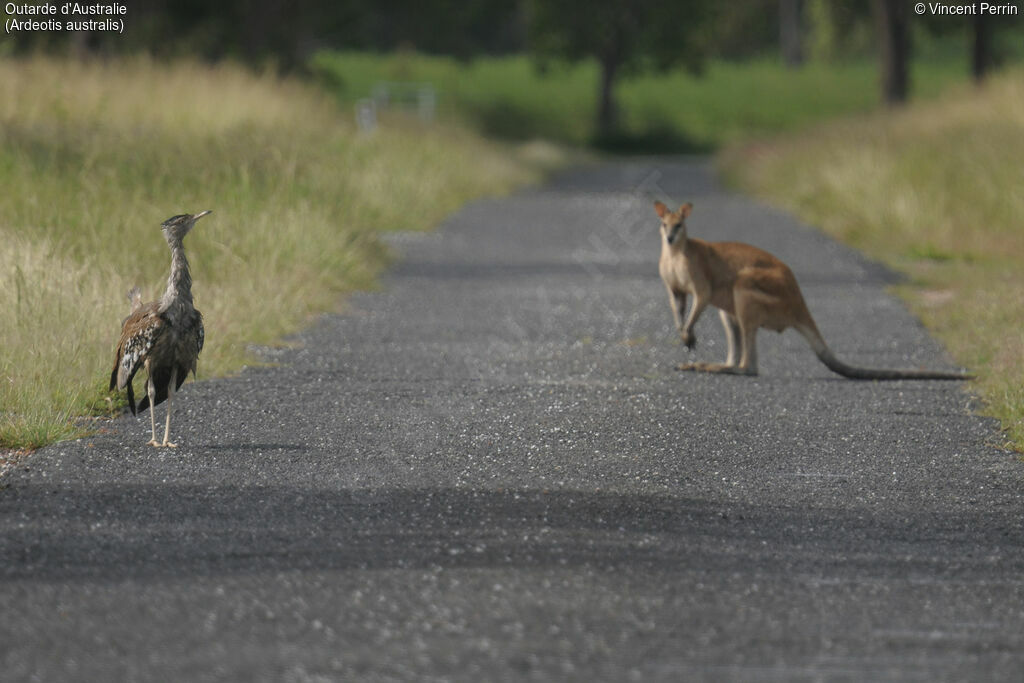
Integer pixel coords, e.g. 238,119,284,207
972,12,992,83
872,0,910,105
596,53,620,137
779,0,804,68
69,30,90,60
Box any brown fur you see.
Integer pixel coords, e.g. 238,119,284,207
655,201,970,380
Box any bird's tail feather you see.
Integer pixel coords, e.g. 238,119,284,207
136,382,166,414
135,366,187,413
110,363,139,415
126,381,137,416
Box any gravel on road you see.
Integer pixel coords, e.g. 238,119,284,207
2,159,1022,681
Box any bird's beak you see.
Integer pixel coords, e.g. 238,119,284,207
193,210,212,220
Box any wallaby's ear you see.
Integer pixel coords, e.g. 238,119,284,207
679,202,693,218
654,201,669,218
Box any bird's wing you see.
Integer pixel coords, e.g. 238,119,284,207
188,309,204,381
139,309,203,412
111,303,163,393
195,309,204,354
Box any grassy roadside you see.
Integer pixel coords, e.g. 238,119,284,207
311,52,969,150
0,56,561,449
720,70,1024,452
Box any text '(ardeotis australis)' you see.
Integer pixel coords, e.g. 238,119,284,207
110,210,210,447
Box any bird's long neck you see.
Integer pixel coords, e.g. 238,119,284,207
159,238,193,314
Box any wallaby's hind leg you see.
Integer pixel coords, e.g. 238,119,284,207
735,317,759,375
720,310,741,367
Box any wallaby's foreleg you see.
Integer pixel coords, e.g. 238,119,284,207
678,316,756,375
676,295,741,373
667,288,688,338
679,293,709,349
679,298,759,375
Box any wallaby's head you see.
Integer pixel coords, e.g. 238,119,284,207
654,201,692,246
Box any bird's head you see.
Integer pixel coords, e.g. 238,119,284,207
161,210,211,242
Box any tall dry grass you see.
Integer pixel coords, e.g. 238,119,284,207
0,56,551,448
722,70,1024,451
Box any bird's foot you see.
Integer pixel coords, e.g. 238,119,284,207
147,439,161,447
162,441,178,448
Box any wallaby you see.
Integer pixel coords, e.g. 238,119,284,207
655,201,970,380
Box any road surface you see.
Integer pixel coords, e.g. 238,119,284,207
2,159,1022,681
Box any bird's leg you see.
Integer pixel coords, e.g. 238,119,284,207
162,367,177,448
146,365,160,447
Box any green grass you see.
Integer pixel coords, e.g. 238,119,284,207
311,51,971,150
1,51,1004,452
721,70,1024,452
0,56,559,450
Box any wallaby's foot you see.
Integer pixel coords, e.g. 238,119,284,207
676,362,756,375
676,361,723,372
680,331,697,349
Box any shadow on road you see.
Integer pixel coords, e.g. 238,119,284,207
3,484,1018,583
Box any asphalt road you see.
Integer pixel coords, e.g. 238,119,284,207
3,159,1023,681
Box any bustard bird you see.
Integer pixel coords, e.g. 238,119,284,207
110,211,210,447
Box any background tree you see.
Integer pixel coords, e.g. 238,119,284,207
972,11,993,82
527,0,713,139
918,4,1021,85
871,0,911,105
779,0,805,68
708,0,779,61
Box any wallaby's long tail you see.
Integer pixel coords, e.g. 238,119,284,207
814,346,971,380
796,323,972,381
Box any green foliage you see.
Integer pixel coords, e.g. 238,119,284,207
312,51,970,150
526,0,715,133
526,0,712,71
805,0,874,61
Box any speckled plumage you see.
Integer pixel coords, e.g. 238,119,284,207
109,211,210,446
